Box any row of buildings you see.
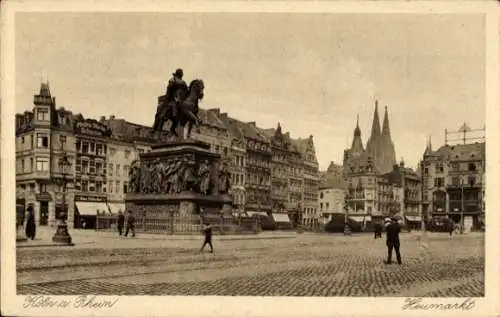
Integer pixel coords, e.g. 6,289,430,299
318,102,485,230
15,83,320,229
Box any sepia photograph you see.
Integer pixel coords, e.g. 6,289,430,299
1,1,499,317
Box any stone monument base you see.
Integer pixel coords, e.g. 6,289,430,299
125,140,236,235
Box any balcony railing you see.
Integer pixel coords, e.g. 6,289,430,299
446,182,483,189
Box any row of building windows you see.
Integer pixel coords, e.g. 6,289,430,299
233,155,245,167
107,163,130,177
18,134,68,151
432,175,478,188
76,140,107,156
18,157,50,173
107,147,131,159
231,173,245,187
424,162,479,175
73,179,129,194
75,158,105,175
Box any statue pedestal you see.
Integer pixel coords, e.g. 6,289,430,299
52,222,74,245
125,141,234,235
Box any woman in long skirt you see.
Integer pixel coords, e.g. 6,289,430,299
25,207,36,240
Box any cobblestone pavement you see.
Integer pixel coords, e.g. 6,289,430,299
17,232,484,297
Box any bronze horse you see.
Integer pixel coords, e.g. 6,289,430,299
153,79,204,139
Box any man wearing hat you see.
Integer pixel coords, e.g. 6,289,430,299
384,217,402,265
166,68,188,119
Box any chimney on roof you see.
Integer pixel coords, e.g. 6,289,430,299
208,108,220,115
221,112,228,119
248,121,256,126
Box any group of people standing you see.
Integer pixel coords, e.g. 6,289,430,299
116,210,136,238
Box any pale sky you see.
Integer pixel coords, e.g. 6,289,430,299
15,13,485,170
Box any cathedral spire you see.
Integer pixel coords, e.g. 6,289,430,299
350,114,364,154
424,135,433,155
354,114,361,136
382,106,391,137
370,100,381,139
276,122,282,134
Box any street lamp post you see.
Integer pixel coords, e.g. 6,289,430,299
52,153,74,245
460,179,465,234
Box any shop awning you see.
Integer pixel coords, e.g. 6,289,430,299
348,216,367,222
76,202,109,216
107,203,126,215
273,213,291,223
405,215,422,222
246,211,268,217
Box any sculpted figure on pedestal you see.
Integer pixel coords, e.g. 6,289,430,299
198,160,212,195
218,162,231,194
128,160,141,193
139,162,151,194
151,159,163,193
168,160,184,194
181,158,197,192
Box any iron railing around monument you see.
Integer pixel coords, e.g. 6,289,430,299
96,212,261,235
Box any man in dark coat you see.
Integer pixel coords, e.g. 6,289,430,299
200,222,214,253
384,217,402,265
25,206,36,240
124,210,136,238
117,210,125,236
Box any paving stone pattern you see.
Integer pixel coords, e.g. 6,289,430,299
17,233,484,297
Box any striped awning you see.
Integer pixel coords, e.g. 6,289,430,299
348,216,366,222
405,215,422,222
273,213,291,223
107,203,125,215
246,211,268,217
348,216,371,222
76,202,109,216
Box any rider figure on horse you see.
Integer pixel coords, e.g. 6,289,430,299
166,68,188,118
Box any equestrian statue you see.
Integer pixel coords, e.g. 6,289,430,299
152,68,204,140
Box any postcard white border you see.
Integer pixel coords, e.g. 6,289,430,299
1,1,499,317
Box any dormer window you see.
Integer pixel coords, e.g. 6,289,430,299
37,109,49,121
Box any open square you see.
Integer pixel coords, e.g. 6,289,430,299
17,231,484,297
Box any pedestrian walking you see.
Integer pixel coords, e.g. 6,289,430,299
200,222,214,253
384,217,402,265
124,210,136,238
343,223,352,236
25,206,36,240
117,210,125,236
374,222,382,239
448,219,454,236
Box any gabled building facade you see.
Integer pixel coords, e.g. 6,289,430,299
293,135,320,228
420,126,485,230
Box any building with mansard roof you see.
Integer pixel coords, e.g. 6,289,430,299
420,126,485,230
